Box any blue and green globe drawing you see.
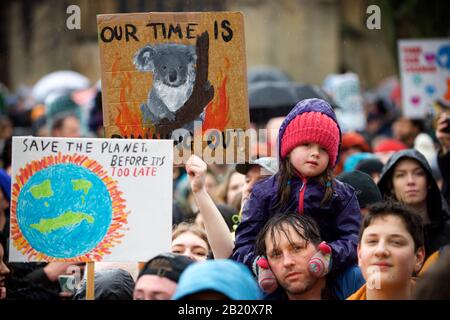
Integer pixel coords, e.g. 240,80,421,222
16,163,113,259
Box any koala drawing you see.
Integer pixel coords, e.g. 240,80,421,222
133,43,197,124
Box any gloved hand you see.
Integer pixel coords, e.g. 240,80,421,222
308,241,332,278
256,256,278,294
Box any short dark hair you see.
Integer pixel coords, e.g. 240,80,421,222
255,212,322,256
359,200,424,251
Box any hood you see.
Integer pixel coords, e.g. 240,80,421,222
377,149,445,224
74,268,135,300
172,259,262,300
277,98,342,166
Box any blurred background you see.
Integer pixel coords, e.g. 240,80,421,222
0,0,449,91
0,0,449,168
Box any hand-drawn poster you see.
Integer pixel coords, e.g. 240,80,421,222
398,39,450,118
97,12,250,164
9,137,173,262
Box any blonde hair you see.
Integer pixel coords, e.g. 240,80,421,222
172,222,210,250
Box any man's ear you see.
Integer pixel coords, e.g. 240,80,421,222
414,246,426,273
134,45,155,71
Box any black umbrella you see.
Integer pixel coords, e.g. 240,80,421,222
247,66,292,84
248,81,338,124
295,84,339,109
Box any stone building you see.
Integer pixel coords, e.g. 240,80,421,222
0,0,405,91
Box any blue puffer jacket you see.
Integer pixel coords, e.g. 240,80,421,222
231,99,362,275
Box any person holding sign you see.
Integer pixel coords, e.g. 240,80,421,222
185,155,235,259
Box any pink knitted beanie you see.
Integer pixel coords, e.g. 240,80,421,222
280,111,340,166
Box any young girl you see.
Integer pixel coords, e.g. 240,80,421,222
232,98,362,293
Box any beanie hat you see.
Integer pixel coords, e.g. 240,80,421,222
280,111,340,166
172,260,262,300
343,152,376,172
342,132,370,152
45,92,82,132
235,157,278,176
356,158,384,176
374,138,407,153
337,170,382,209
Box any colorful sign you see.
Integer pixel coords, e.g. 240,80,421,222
97,12,250,163
9,137,173,262
398,39,450,118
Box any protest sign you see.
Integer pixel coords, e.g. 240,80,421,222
398,39,450,118
97,12,250,164
9,137,173,262
323,72,366,132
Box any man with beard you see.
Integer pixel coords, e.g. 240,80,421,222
255,213,364,300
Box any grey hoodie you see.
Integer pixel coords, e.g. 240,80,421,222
378,149,450,257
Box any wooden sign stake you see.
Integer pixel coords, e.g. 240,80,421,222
86,261,95,300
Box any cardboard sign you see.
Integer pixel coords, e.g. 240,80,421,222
9,137,173,262
97,12,250,164
398,39,450,118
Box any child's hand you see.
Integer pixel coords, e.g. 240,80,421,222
186,155,207,193
308,241,332,278
256,256,278,294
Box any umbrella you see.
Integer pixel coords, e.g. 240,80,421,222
249,81,299,109
248,81,338,124
294,84,339,109
247,66,291,84
32,70,90,103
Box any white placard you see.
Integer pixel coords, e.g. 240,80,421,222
398,39,450,118
9,137,173,262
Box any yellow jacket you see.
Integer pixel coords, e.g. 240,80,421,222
346,284,366,300
347,279,417,300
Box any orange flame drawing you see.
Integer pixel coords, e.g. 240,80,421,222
111,53,153,138
202,57,231,132
114,70,150,138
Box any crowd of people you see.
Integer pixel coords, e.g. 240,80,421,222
0,71,450,301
